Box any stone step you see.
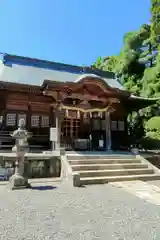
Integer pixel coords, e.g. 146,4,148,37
76,168,154,178
80,174,160,185
69,158,141,165
67,154,136,160
71,163,148,171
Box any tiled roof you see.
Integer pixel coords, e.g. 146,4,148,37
0,81,41,93
3,54,115,79
0,54,124,89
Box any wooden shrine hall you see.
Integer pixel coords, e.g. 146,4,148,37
0,54,158,151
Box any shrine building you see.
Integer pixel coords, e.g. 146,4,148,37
0,54,157,151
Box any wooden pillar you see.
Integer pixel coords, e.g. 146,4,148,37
49,106,54,150
56,110,60,150
50,106,56,128
105,111,111,150
55,107,64,150
27,104,31,131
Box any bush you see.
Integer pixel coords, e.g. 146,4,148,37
146,131,160,140
141,137,160,149
145,116,160,132
141,131,160,149
140,117,160,149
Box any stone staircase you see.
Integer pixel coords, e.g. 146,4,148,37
66,152,160,185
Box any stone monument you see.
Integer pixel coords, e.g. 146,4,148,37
9,118,31,190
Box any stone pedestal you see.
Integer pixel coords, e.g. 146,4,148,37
8,118,32,190
131,148,139,155
9,174,31,190
73,172,81,187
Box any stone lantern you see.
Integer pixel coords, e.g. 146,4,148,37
9,119,32,190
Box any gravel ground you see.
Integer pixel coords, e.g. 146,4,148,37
0,181,160,240
147,180,160,188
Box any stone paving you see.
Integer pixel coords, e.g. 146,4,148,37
111,180,160,205
0,181,160,240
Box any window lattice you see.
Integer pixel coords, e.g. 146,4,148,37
92,119,100,130
41,116,49,127
31,115,39,127
111,121,117,131
6,114,16,126
118,121,125,131
101,120,106,130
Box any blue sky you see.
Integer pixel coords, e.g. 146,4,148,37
0,0,151,66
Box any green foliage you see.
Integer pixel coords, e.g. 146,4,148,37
142,48,160,117
150,0,160,45
117,24,152,94
141,0,160,118
142,116,160,149
94,24,152,96
102,56,119,72
93,0,160,119
93,1,160,143
92,56,104,69
141,135,160,149
146,131,160,140
145,116,160,131
92,55,119,73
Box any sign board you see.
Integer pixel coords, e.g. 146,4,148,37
89,134,92,140
50,127,57,142
99,140,104,148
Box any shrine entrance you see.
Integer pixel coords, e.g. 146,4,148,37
62,118,80,138
61,118,81,149
90,116,107,151
60,111,110,151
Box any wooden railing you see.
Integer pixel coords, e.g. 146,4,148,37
0,131,50,151
60,137,91,151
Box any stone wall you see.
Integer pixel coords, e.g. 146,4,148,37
0,156,61,179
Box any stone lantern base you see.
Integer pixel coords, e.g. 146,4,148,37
9,174,31,190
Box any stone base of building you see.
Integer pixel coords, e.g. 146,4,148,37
8,174,31,190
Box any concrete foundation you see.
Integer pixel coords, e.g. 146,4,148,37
9,174,31,190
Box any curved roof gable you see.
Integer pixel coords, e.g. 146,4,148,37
75,74,123,90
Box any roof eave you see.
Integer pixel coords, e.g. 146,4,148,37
125,95,160,112
130,94,160,101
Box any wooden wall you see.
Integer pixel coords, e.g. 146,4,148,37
110,102,129,150
0,90,55,148
0,86,130,150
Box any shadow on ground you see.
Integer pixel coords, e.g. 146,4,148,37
78,185,86,188
31,185,57,191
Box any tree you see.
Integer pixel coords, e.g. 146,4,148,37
141,0,160,118
92,0,160,146
150,0,160,46
146,116,160,131
93,25,151,96
92,55,119,73
92,56,104,69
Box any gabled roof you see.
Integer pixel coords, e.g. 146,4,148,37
3,54,115,78
0,53,159,110
0,53,123,90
